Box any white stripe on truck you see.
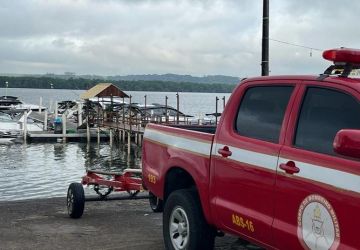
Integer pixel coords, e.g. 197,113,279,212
213,143,360,194
144,128,212,157
279,157,360,194
212,143,278,172
144,129,360,194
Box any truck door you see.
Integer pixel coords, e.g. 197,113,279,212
274,83,360,249
211,81,298,247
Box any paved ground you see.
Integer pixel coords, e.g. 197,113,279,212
0,196,261,250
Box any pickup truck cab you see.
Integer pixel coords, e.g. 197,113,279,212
142,48,360,250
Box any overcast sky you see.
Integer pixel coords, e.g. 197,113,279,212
0,0,359,77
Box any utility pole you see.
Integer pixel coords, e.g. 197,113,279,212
261,0,269,76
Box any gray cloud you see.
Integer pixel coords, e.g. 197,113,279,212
0,0,359,77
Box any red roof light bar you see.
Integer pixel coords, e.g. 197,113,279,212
323,48,360,65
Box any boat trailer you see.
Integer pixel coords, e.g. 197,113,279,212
67,168,163,218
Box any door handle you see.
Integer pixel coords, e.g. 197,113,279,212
279,161,300,175
218,146,232,158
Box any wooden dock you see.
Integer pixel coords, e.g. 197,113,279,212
22,95,194,149
26,121,144,151
100,121,146,151
102,121,145,133
23,111,146,149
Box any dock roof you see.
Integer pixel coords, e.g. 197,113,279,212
80,83,129,99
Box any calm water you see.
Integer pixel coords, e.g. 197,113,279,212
0,142,142,201
0,88,231,201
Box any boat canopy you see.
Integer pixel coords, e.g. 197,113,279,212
80,83,129,100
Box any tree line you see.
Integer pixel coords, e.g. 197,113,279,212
0,76,236,93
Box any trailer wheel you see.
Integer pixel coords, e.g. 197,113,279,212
163,189,215,250
67,183,85,219
149,192,163,213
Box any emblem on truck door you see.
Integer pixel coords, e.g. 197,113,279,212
297,195,340,250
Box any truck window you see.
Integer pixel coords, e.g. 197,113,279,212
235,86,294,143
295,87,360,155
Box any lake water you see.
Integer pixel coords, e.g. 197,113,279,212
0,88,231,201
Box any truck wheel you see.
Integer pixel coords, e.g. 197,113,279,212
149,192,163,212
163,189,215,250
67,183,85,219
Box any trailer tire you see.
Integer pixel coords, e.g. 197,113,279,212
149,192,163,213
67,183,85,219
163,189,215,250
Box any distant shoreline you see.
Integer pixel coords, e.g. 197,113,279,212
0,76,237,93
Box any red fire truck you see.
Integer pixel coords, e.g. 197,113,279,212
142,48,360,249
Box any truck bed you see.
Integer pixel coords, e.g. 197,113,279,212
142,123,215,200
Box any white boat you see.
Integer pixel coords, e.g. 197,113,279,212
0,96,46,112
89,97,127,110
0,111,44,139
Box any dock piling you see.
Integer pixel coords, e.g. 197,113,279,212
55,101,58,118
215,96,219,124
62,114,67,142
176,92,179,124
127,132,131,155
110,129,113,147
49,100,53,114
122,129,126,142
39,97,43,114
87,121,90,143
129,95,132,133
23,111,28,143
44,110,48,131
78,102,83,127
165,96,168,123
97,127,100,144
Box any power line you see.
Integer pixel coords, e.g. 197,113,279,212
269,38,323,52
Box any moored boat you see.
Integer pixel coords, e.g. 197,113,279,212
0,111,44,139
0,96,46,112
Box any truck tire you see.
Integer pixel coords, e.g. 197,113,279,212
149,192,163,213
67,183,85,219
163,189,215,250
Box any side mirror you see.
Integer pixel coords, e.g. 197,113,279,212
333,129,360,159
